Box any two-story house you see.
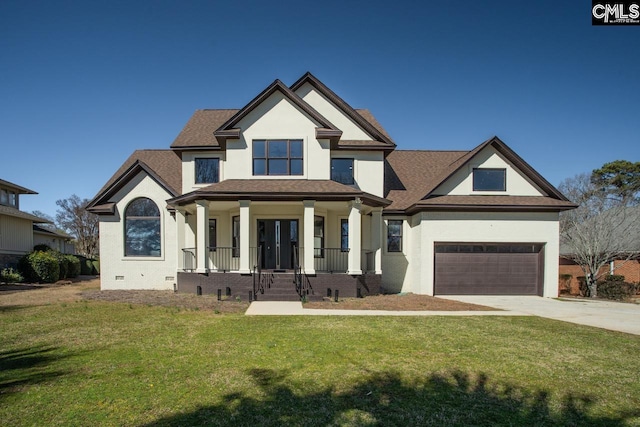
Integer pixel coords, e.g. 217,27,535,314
0,179,54,268
87,72,576,299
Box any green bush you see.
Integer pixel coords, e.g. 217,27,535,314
604,274,625,282
0,268,23,284
33,244,52,252
598,279,636,301
64,255,81,278
92,259,100,274
18,251,60,283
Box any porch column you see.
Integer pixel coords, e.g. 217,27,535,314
195,200,210,273
239,200,251,274
303,200,316,274
371,208,383,274
347,198,362,275
175,208,187,271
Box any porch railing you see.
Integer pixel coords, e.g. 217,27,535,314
314,248,349,273
182,248,196,271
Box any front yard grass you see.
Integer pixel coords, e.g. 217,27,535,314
1,300,639,426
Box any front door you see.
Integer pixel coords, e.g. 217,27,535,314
258,219,298,270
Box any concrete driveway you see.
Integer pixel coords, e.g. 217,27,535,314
440,295,640,335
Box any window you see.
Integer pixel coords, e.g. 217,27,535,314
473,168,506,191
232,216,240,257
387,220,403,252
195,158,220,184
8,191,16,207
253,140,303,176
209,219,217,250
125,198,161,256
340,219,349,252
314,216,324,258
331,159,354,185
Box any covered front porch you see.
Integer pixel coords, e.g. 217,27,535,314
168,181,389,300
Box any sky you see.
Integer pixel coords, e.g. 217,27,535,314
1,0,638,219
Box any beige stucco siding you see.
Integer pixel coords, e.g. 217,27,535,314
434,146,545,196
331,150,384,197
224,91,330,180
99,172,177,290
0,215,33,254
382,211,560,297
294,82,373,141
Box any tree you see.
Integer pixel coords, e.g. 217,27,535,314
559,172,640,298
55,195,99,258
31,210,67,234
591,160,640,205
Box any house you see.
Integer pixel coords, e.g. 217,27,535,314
0,179,53,268
33,224,76,255
559,206,640,294
87,72,576,299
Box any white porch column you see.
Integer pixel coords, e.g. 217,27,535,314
239,200,251,274
303,200,316,274
347,198,362,275
195,200,210,273
371,208,383,274
175,208,187,271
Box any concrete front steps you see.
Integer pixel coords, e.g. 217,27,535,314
254,273,323,302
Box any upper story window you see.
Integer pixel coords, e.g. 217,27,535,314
195,158,220,184
253,140,303,176
0,189,17,208
124,197,161,257
331,158,354,185
473,168,506,191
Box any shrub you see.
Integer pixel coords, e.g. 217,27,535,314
64,255,81,278
19,251,60,283
598,279,636,301
604,274,625,282
0,268,23,284
33,244,52,252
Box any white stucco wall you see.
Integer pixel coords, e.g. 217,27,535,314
382,211,560,297
294,82,373,141
99,172,177,290
331,150,384,197
434,146,545,196
223,91,331,180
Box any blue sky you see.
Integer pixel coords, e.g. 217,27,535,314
1,0,638,218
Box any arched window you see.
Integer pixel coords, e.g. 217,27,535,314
124,198,161,256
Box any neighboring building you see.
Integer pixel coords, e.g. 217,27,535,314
0,179,52,268
88,72,576,299
33,224,76,255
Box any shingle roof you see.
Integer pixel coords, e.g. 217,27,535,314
0,178,37,194
88,150,182,211
0,204,50,223
414,195,577,211
170,109,238,149
168,179,390,207
384,150,469,211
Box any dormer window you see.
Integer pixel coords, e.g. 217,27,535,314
253,140,303,176
473,168,506,191
195,158,220,184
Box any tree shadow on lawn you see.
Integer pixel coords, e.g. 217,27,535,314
0,345,71,401
145,368,638,426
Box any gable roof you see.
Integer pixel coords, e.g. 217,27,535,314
384,136,577,213
213,79,342,146
87,150,182,214
290,72,396,151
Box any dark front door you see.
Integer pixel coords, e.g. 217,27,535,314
258,219,298,270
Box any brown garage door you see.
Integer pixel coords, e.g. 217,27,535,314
434,243,543,295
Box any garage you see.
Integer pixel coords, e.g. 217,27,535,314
434,243,543,295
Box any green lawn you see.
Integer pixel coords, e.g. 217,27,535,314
1,301,639,426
